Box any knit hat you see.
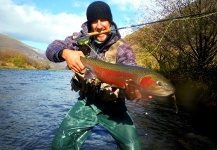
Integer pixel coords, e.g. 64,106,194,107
86,1,113,24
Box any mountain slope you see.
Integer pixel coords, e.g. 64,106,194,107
0,33,66,69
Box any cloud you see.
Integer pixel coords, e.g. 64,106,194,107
0,0,158,50
109,0,155,11
0,0,86,43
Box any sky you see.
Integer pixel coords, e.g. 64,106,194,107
0,0,157,51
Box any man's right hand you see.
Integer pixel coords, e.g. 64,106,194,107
62,49,85,72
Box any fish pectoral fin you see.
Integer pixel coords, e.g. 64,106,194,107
83,69,96,79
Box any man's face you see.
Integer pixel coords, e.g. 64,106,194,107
91,19,110,42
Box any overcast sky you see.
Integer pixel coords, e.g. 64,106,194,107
0,0,157,51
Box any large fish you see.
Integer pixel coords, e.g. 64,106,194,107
80,57,175,98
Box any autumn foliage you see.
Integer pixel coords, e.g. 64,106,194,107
125,0,217,109
0,49,50,69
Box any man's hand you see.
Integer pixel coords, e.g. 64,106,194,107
125,79,142,100
62,49,85,72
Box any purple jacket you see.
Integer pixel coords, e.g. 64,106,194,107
46,21,137,65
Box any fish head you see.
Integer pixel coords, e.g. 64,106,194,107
139,75,175,97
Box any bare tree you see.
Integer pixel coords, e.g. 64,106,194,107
153,0,217,72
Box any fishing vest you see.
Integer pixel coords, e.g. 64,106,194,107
104,39,125,64
71,39,125,94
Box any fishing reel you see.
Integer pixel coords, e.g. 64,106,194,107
75,34,90,45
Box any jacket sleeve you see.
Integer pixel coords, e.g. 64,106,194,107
116,43,137,65
46,33,80,62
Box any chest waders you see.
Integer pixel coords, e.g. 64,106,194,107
51,40,141,150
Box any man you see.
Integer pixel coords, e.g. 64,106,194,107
46,1,141,150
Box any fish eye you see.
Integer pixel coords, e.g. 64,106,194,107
156,81,163,86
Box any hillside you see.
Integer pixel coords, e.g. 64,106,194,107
0,33,66,69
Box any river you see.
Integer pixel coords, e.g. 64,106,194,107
0,69,216,150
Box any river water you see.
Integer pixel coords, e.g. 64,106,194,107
0,69,216,150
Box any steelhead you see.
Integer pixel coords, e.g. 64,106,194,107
80,57,175,97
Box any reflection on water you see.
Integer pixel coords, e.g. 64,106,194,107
0,69,216,150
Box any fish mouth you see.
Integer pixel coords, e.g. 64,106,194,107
147,87,175,97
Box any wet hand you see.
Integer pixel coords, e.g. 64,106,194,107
62,49,85,72
125,79,142,100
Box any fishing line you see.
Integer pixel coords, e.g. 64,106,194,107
152,20,174,53
141,11,217,58
85,43,104,60
76,11,217,61
76,11,217,47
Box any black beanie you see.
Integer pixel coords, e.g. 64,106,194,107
86,1,113,24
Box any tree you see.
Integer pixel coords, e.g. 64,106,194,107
154,0,217,72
